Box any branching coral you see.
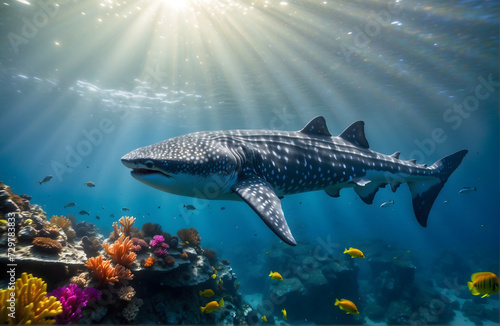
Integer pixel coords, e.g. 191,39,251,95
0,272,63,324
118,216,136,236
32,237,62,254
84,256,133,287
50,215,72,229
49,284,101,324
109,222,122,240
177,228,201,247
102,235,137,267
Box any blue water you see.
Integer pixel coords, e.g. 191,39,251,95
0,0,498,324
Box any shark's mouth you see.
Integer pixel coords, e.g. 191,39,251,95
131,169,172,178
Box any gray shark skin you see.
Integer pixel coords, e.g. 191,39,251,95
121,116,467,246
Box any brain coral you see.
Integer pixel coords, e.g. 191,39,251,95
32,237,63,254
0,272,63,324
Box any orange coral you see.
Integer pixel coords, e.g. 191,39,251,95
144,256,156,268
84,256,133,287
102,235,137,267
50,215,72,229
119,216,136,236
109,222,122,240
177,228,201,247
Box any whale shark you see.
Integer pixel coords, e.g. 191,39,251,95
121,116,467,246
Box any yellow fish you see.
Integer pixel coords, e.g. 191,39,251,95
282,308,287,320
200,298,224,313
269,271,283,281
468,272,499,298
210,274,217,279
343,247,365,259
335,298,359,314
199,289,215,297
261,315,268,323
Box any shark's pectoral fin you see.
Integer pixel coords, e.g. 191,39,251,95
231,174,297,246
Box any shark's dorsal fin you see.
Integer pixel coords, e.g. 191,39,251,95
339,121,369,149
300,116,332,137
231,174,297,246
391,152,401,159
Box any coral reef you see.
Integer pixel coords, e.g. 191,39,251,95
123,297,143,322
0,272,63,324
49,284,101,324
32,236,63,254
102,235,137,267
81,236,102,257
177,227,201,248
75,221,99,238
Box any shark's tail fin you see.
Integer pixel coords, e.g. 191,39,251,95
408,150,468,227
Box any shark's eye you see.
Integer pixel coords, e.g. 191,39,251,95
145,160,154,169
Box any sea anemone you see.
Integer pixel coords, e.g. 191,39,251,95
32,237,62,254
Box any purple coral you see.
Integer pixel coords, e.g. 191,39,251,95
150,235,169,257
48,284,101,324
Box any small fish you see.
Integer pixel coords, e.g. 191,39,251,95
261,315,268,323
84,181,95,187
64,202,76,208
158,206,161,209
200,298,224,314
468,272,499,298
110,214,114,218
199,289,215,297
269,271,283,281
343,247,365,259
220,207,226,210
406,250,411,254
95,216,100,220
121,207,130,211
459,187,476,194
39,175,53,185
265,252,269,255
334,298,359,314
101,206,105,209
282,308,287,320
380,200,394,208
79,210,90,215
184,204,196,211
210,274,217,279
443,200,450,204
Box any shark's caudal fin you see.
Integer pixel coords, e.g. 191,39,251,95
408,149,468,227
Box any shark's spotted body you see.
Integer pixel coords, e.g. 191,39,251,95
122,117,467,246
